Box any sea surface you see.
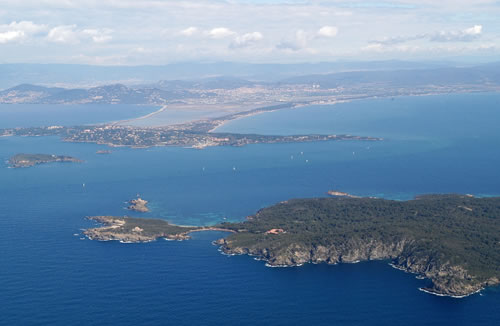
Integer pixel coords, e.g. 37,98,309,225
1,93,500,325
0,104,159,128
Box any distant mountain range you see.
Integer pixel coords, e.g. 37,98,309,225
0,83,193,105
1,62,499,105
282,63,500,88
0,60,459,89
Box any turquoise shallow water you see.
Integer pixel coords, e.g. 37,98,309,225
1,94,500,325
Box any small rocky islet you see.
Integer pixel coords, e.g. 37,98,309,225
83,194,500,298
127,197,149,212
7,153,82,168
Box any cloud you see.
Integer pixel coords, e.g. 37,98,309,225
82,29,113,43
0,30,24,43
0,21,47,44
48,25,113,44
6,21,47,34
230,32,263,48
47,25,79,43
132,47,152,54
337,2,417,9
206,27,236,39
430,25,482,42
276,29,309,51
362,43,384,52
0,21,111,45
371,34,424,45
317,26,338,38
362,42,420,54
180,26,198,36
371,25,484,46
0,1,497,64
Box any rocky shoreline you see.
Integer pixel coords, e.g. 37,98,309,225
213,237,499,298
210,195,500,298
84,214,498,297
84,216,196,242
82,194,500,298
84,216,235,243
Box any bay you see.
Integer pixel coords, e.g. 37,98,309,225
0,104,159,128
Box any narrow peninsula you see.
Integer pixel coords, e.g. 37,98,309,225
84,216,232,243
8,153,82,168
83,194,500,298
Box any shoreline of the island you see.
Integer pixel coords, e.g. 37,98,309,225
212,246,488,299
212,241,490,299
418,287,483,299
109,105,168,126
84,226,236,243
83,215,236,243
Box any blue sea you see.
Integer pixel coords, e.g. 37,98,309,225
0,104,159,128
1,93,499,325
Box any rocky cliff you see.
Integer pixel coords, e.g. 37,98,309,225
214,195,500,297
215,236,499,297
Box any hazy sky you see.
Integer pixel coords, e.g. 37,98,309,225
1,0,499,65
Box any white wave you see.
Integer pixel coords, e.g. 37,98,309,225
418,287,482,299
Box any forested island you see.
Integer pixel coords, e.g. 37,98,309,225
8,153,82,168
83,194,500,297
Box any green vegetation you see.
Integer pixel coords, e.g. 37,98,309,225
0,124,380,149
84,216,200,242
8,153,82,168
112,217,196,237
84,194,500,296
217,195,500,296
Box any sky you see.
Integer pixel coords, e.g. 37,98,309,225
0,0,499,65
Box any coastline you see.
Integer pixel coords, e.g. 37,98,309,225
81,194,500,299
208,107,291,133
212,244,491,299
110,105,168,126
418,287,483,299
209,100,344,133
83,215,236,243
206,92,455,134
209,90,500,134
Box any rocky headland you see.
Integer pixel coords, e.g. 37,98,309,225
83,194,500,298
84,216,198,242
84,216,235,243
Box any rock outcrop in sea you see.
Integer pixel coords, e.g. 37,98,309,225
128,198,149,212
